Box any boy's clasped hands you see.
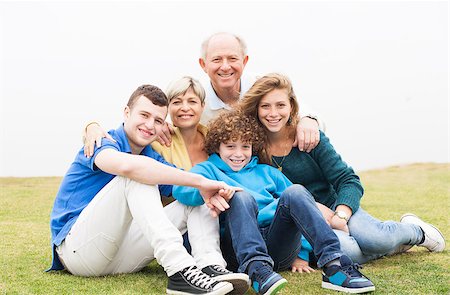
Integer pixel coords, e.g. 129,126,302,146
204,184,242,218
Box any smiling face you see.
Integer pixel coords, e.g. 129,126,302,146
257,88,292,134
199,33,248,92
123,95,167,154
169,87,204,129
218,139,252,172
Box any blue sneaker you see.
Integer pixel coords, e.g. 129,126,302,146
322,256,375,293
250,262,287,295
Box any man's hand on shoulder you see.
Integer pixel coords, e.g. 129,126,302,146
295,117,320,153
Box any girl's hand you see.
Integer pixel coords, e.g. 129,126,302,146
316,202,334,225
330,215,350,233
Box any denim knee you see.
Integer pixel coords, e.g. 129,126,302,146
280,184,315,206
348,210,411,255
353,227,401,254
229,191,258,210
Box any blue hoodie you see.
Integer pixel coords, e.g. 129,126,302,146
173,153,312,261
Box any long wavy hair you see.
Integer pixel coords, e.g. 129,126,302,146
238,73,299,164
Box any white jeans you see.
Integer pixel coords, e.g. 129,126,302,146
56,176,225,277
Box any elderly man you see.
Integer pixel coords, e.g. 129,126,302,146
197,33,321,155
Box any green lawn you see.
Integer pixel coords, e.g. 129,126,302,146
0,163,449,294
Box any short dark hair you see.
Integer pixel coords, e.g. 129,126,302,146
127,85,168,108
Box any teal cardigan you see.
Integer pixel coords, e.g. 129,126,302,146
272,131,364,214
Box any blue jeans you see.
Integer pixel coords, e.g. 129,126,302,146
220,185,342,273
334,208,423,264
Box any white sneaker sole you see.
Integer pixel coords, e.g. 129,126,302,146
166,281,233,295
214,273,250,295
322,281,375,293
400,213,446,252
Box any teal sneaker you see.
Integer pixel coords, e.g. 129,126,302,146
250,262,287,295
322,256,375,293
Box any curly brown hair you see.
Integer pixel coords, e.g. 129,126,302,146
205,109,267,157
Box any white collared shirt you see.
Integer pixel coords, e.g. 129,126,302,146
200,74,256,125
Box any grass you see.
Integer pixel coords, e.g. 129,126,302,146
0,163,449,294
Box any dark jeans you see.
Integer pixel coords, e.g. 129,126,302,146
220,184,343,273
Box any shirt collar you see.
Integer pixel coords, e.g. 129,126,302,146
113,124,154,156
206,74,256,110
206,81,232,111
206,80,243,111
112,124,132,154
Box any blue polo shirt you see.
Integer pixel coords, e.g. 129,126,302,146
48,124,174,270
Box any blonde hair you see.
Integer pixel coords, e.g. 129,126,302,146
166,76,206,104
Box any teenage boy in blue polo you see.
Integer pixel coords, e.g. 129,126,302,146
173,110,375,295
48,85,248,295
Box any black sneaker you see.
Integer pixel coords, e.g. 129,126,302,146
322,256,375,293
166,265,233,295
250,262,287,295
201,264,250,295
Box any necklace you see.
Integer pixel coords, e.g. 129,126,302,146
271,142,291,171
272,155,287,171
270,134,293,172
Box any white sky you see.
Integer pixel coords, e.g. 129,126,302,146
0,1,448,177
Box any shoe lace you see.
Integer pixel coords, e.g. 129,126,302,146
211,265,228,274
183,266,216,289
253,263,272,284
341,263,364,277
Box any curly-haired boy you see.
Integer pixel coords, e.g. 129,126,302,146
173,110,375,295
